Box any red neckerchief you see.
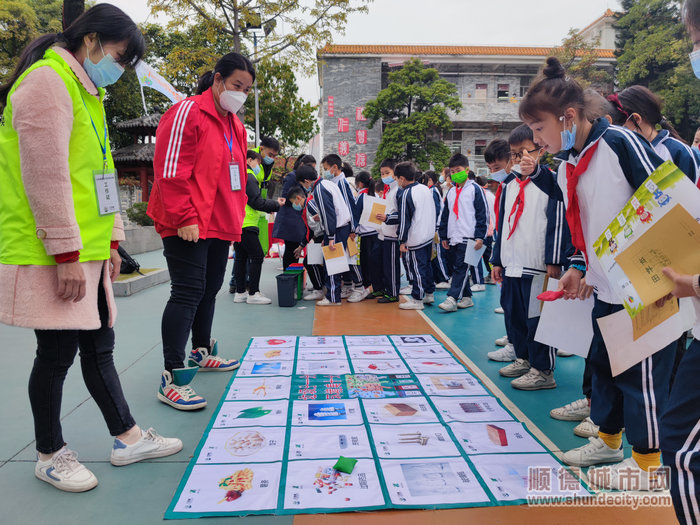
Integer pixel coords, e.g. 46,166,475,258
382,185,390,199
506,177,531,240
566,141,600,264
453,184,464,219
358,188,368,195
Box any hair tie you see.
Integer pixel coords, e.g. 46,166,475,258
606,93,629,120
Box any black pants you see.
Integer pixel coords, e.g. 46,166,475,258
359,233,383,291
29,273,136,454
304,235,326,291
233,227,265,294
161,236,229,371
283,240,301,270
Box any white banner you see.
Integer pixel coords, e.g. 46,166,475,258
135,60,186,104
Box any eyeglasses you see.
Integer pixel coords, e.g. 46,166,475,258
510,147,542,161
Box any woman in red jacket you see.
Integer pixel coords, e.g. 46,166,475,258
148,53,254,410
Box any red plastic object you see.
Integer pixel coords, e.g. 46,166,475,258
537,290,565,302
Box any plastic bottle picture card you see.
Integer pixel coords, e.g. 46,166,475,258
298,336,344,348
292,399,363,426
448,422,546,455
213,400,288,429
347,346,401,360
390,334,439,346
433,396,513,423
288,425,373,460
396,345,451,359
236,360,295,377
297,347,347,361
283,458,385,510
405,358,466,374
170,462,282,514
196,427,286,464
361,397,439,424
295,359,350,376
351,359,409,374
345,335,391,346
370,423,461,459
249,336,297,349
380,458,489,506
345,374,422,399
469,453,589,502
243,346,296,362
225,377,292,401
417,374,489,397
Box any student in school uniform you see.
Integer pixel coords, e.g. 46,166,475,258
376,159,402,303
490,124,570,390
394,162,438,310
519,56,679,489
437,153,489,312
350,171,384,302
425,171,451,290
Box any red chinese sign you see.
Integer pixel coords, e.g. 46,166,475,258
356,129,367,145
355,153,367,167
337,118,350,133
356,107,366,121
327,96,334,117
338,141,350,156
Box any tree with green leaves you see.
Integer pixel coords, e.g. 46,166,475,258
363,58,462,174
552,28,614,88
615,0,700,140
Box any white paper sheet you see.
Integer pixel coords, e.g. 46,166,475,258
294,359,350,376
380,458,489,506
527,273,547,319
288,425,373,460
213,400,288,428
291,399,364,426
534,278,594,358
196,427,286,464
417,374,489,397
283,459,385,510
236,360,295,377
361,397,439,424
172,463,282,513
432,396,513,423
597,297,695,376
347,346,401,360
249,336,297,349
351,360,409,374
395,345,451,359
298,336,344,348
225,377,292,401
359,195,387,230
371,423,461,459
345,335,392,346
405,357,466,374
297,347,347,361
323,244,350,276
464,239,487,266
243,346,296,361
390,334,439,346
306,242,323,265
448,422,546,455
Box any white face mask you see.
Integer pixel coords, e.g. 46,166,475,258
490,169,508,183
219,85,248,114
511,164,522,175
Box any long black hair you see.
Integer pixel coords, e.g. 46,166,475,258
615,85,684,142
196,53,255,95
0,4,145,105
354,170,375,196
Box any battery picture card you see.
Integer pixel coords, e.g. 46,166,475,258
448,422,546,455
362,397,439,424
463,239,487,267
236,360,294,377
225,377,292,401
405,358,466,374
288,425,373,460
297,347,347,360
283,458,385,510
298,336,344,348
295,359,350,376
371,423,461,459
249,336,297,349
347,346,401,360
243,346,296,361
417,374,489,397
351,359,409,374
306,242,324,265
390,334,439,346
380,458,489,506
396,345,451,359
196,427,286,464
322,243,350,276
433,396,514,423
213,400,288,429
345,335,392,346
292,399,363,426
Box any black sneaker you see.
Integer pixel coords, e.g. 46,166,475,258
369,290,384,298
377,295,398,303
228,285,236,294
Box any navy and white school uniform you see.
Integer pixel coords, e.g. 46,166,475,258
492,172,517,340
379,181,401,298
312,178,353,303
468,187,494,286
430,185,451,284
397,182,437,300
332,173,362,285
490,168,570,373
438,181,489,301
354,189,384,292
651,129,699,183
302,195,326,292
531,118,677,453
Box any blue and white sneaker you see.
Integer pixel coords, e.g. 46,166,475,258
157,368,207,410
35,447,98,492
111,427,183,466
188,339,240,372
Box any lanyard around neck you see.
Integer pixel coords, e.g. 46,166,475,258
223,115,236,160
79,92,108,169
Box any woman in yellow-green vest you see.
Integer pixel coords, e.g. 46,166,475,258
0,4,181,493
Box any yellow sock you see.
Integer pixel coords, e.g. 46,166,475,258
632,451,662,471
598,431,622,450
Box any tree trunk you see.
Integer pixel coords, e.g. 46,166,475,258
62,0,85,30
232,1,241,53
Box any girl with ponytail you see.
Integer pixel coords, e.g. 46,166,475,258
351,171,384,301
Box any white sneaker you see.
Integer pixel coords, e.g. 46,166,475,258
399,285,412,295
557,349,573,357
435,281,451,290
317,298,341,306
511,368,556,390
423,293,435,304
347,288,370,303
494,306,504,314
573,417,599,438
340,286,353,299
499,358,530,378
399,296,424,310
111,427,183,466
438,296,458,312
303,290,324,301
488,343,516,362
495,335,509,347
233,291,248,303
561,436,624,467
472,284,486,292
550,398,590,421
246,292,272,305
35,447,98,492
588,457,665,491
457,297,474,308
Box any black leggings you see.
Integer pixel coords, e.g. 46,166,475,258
233,227,265,294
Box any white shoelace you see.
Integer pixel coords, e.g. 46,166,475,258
143,427,164,443
52,449,82,474
174,383,200,400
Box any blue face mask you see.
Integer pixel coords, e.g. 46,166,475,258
263,155,274,165
323,170,334,180
251,164,261,175
560,116,577,151
438,175,445,183
490,169,508,183
83,40,125,87
292,202,304,211
691,49,700,80
381,175,394,185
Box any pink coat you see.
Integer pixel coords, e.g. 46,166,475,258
0,47,123,330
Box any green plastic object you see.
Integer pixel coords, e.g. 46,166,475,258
333,456,358,474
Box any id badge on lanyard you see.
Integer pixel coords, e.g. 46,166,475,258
94,169,120,215
225,116,243,192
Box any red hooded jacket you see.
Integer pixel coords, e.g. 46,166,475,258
147,88,248,241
